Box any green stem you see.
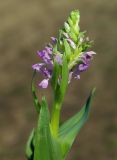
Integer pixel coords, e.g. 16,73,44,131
51,102,61,137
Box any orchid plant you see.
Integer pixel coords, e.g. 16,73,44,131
26,10,96,160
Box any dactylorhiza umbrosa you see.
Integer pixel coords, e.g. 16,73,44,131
26,10,96,160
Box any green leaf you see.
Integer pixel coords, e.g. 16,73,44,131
59,56,69,103
58,88,96,158
32,71,41,113
51,60,60,91
54,55,69,107
64,39,72,59
68,17,74,27
34,97,62,160
68,31,78,43
64,22,70,33
26,129,35,160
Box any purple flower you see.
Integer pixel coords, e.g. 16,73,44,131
38,79,49,88
69,51,96,81
32,63,44,71
85,51,96,57
80,51,96,64
51,37,57,43
78,63,89,72
74,66,80,79
45,46,53,55
32,46,54,88
33,44,59,88
32,36,96,89
37,48,53,66
42,68,52,78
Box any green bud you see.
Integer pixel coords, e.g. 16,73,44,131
69,10,80,36
70,10,80,25
69,31,78,43
63,39,72,61
64,22,70,33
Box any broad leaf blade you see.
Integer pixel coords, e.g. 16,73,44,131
34,97,62,160
58,88,96,158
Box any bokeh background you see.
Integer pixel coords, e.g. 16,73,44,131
0,0,117,160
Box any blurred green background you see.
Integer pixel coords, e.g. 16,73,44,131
0,0,117,160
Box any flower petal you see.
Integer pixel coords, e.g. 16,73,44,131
85,51,96,58
37,49,53,65
51,37,57,43
37,50,45,58
45,46,53,55
74,67,80,79
42,68,52,78
79,63,89,71
32,63,44,71
38,79,49,88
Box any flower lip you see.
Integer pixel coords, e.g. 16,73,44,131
78,63,89,72
42,68,52,78
85,51,96,57
51,37,57,43
38,79,49,88
37,49,53,65
32,63,45,71
45,46,53,55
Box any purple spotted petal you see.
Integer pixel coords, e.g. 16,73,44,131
51,37,57,43
87,51,96,55
80,51,96,64
37,50,45,58
32,63,44,71
79,63,89,71
80,55,87,64
44,50,51,59
85,51,96,59
42,68,52,78
37,50,52,65
74,66,80,79
38,79,49,88
45,46,53,55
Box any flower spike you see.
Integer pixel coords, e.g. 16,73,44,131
32,10,96,89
